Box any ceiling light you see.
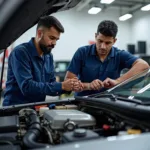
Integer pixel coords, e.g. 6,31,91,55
88,7,101,14
100,0,115,4
119,14,132,21
141,4,150,11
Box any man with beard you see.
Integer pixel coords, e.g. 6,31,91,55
3,16,82,106
65,20,149,96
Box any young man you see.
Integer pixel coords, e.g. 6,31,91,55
3,16,82,106
65,20,149,96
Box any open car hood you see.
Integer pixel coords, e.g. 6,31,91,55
0,0,80,51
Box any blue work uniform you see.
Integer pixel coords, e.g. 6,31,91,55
67,44,138,96
3,38,63,106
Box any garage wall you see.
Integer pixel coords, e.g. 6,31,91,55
14,8,131,60
131,11,150,55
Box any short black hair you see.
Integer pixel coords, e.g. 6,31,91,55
97,20,118,38
37,16,64,33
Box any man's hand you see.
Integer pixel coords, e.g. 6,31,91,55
70,77,84,92
62,78,84,92
73,80,84,92
90,79,104,90
103,78,120,88
62,78,77,91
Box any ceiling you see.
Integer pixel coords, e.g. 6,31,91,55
76,0,150,14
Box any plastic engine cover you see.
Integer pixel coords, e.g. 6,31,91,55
43,110,96,130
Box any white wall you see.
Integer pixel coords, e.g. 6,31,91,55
131,11,150,55
14,8,131,60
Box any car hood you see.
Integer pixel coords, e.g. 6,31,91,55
0,0,80,51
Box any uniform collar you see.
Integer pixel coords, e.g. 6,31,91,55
108,47,115,58
91,44,97,55
91,44,115,58
29,38,40,57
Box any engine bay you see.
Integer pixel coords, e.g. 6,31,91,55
0,98,148,150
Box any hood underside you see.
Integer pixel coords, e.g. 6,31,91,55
0,0,80,51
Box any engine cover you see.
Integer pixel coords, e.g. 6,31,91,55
43,110,96,130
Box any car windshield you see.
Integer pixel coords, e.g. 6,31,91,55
107,68,150,102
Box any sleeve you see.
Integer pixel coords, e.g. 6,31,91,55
49,55,57,83
10,47,62,97
120,50,139,69
48,58,67,95
67,47,84,76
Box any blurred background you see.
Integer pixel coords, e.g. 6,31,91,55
1,0,150,100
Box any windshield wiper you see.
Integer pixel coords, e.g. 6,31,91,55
88,92,150,105
115,94,145,105
88,93,117,100
88,93,148,105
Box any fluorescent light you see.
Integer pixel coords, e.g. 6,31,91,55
100,0,115,4
88,7,101,14
119,14,132,21
141,4,150,11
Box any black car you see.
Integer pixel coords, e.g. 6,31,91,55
54,60,70,82
1,0,150,150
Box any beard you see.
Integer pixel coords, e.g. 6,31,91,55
39,43,54,55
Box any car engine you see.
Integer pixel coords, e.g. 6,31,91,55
0,100,147,150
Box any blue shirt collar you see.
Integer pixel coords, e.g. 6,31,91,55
91,44,97,55
108,47,115,58
91,44,115,58
29,38,52,58
29,38,40,57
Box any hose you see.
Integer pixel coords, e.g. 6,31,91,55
22,109,51,149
